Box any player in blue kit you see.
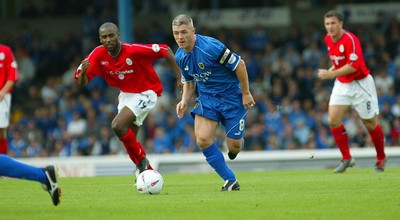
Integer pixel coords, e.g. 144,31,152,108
172,14,255,191
0,154,61,206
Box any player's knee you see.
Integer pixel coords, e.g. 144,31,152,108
111,121,125,137
196,137,212,149
0,128,6,138
362,119,377,131
328,118,341,128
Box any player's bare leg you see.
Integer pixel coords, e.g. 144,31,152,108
112,107,152,172
226,138,243,160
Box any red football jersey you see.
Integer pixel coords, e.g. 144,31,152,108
0,45,19,93
75,43,169,96
324,31,369,83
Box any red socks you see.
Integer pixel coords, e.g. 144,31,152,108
331,124,386,162
369,124,386,162
331,124,351,160
119,128,152,169
0,138,7,154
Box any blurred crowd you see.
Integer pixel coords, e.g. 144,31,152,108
1,0,400,158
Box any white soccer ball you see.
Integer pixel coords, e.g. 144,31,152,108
136,170,164,195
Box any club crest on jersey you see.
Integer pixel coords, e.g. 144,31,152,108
184,66,189,71
152,44,160,52
349,53,358,61
339,44,344,53
0,52,4,60
198,62,204,69
11,61,17,68
126,58,132,65
228,55,236,64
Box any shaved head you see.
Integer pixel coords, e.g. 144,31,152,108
99,22,119,34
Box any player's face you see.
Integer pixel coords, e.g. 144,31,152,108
99,27,120,52
172,24,195,52
324,16,343,40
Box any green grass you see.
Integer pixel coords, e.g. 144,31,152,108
1,168,399,220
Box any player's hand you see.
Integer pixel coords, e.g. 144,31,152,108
243,92,256,110
81,59,90,73
0,91,5,101
77,59,90,87
317,69,334,80
176,101,187,119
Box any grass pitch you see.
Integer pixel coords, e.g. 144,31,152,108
1,168,399,220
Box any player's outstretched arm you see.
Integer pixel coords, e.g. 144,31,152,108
166,47,183,92
76,59,89,87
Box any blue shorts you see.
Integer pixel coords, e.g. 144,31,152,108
191,91,248,139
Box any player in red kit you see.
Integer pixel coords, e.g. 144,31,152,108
318,10,386,173
0,44,19,155
75,22,182,177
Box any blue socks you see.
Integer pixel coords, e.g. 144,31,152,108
202,143,236,181
0,155,47,184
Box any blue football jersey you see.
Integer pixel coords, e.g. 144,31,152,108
175,34,242,95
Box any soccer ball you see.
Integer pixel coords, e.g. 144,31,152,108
136,170,164,195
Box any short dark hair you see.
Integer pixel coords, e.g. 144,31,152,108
324,10,344,22
172,14,194,28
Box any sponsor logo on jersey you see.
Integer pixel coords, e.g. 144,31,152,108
0,52,4,60
100,61,109,65
190,71,212,83
184,66,189,71
330,55,345,65
110,69,134,80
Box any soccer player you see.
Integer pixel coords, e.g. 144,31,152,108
318,10,386,173
75,22,181,176
0,154,61,206
0,44,18,155
172,15,255,191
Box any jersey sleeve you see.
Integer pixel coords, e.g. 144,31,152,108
130,43,169,62
209,38,241,71
175,50,193,83
74,48,100,82
344,35,361,70
5,47,19,82
324,35,334,66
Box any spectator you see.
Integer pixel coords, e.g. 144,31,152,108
66,111,87,140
